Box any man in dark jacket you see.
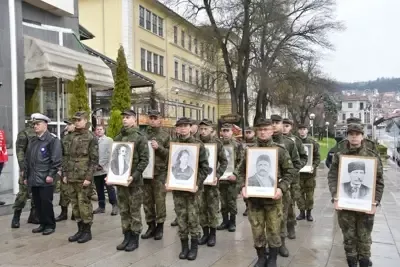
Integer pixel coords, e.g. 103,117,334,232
24,114,62,235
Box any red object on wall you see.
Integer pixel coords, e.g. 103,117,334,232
0,130,8,163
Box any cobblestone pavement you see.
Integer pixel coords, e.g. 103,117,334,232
0,165,399,267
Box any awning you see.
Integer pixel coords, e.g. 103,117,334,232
24,35,114,89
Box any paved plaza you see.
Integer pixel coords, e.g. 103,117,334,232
0,165,399,267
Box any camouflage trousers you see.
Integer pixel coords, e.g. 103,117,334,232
199,185,220,228
337,210,374,259
280,190,291,238
13,182,35,210
173,191,200,240
68,182,93,224
287,180,301,227
143,178,166,224
298,176,316,210
117,185,143,234
248,199,283,248
59,180,70,207
219,183,238,216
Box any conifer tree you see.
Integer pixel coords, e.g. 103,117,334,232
68,64,90,117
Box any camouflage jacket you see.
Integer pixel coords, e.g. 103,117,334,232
272,133,302,171
286,133,308,169
299,135,321,177
62,128,99,182
172,135,209,187
16,126,36,170
234,138,295,204
337,139,378,154
114,126,149,186
244,137,257,148
200,135,228,179
327,143,384,203
146,126,170,176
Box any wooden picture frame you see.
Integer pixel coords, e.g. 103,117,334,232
166,142,200,192
203,143,218,185
220,145,234,180
336,155,377,213
142,141,155,179
245,147,278,198
106,142,134,187
300,144,314,173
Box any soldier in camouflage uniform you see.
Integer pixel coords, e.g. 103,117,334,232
110,109,149,252
242,126,256,217
198,119,228,247
172,117,209,261
217,123,243,232
11,118,39,228
326,136,345,168
296,123,321,222
63,111,99,244
327,123,384,267
337,118,379,153
270,114,302,257
141,110,170,241
282,118,308,240
235,118,295,267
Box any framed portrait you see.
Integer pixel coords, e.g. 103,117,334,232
300,144,313,173
245,147,278,198
336,155,377,212
203,143,218,185
107,142,134,186
166,142,200,192
142,141,155,179
220,145,234,180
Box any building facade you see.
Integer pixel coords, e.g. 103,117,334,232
337,95,371,125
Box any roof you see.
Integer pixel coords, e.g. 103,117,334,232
79,24,95,41
340,95,370,101
83,44,155,88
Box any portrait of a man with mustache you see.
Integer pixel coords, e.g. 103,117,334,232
247,154,275,188
341,161,371,200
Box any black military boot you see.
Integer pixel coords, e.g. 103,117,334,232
141,221,156,239
267,247,278,267
207,228,216,247
306,209,314,221
116,231,131,250
359,258,370,267
77,224,92,243
217,213,229,230
111,204,118,216
55,206,68,222
179,239,190,259
287,223,296,239
228,215,236,232
125,232,139,252
171,218,178,227
32,225,45,233
68,221,83,242
346,257,358,267
254,247,267,267
296,210,305,220
27,208,39,224
198,227,209,245
11,209,22,228
154,222,164,240
278,237,289,257
187,238,198,260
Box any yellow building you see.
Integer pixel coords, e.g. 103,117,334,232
79,0,231,123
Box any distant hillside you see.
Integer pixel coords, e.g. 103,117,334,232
336,77,400,92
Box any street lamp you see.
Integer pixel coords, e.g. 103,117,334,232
334,124,337,137
309,113,315,137
325,121,330,149
175,88,179,120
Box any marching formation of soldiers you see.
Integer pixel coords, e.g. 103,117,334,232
10,110,383,267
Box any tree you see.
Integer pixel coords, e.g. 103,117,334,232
107,45,131,138
68,64,90,118
26,79,40,115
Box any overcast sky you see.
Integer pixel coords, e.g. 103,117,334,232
321,0,399,82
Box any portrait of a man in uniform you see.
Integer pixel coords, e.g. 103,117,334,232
172,149,194,180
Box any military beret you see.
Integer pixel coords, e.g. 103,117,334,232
347,117,362,124
270,114,282,121
298,123,308,129
199,119,213,126
257,154,271,165
72,111,89,120
255,118,272,127
245,127,254,132
121,109,136,117
282,118,293,125
348,161,365,173
148,110,161,117
175,117,192,126
221,123,232,129
31,113,51,123
63,118,73,125
347,123,364,134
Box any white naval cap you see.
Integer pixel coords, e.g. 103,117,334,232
31,113,51,123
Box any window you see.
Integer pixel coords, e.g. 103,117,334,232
358,113,361,119
153,54,158,74
206,74,210,90
182,101,186,117
182,64,186,82
195,70,199,86
201,72,205,88
190,102,193,118
140,48,146,70
152,14,157,34
208,106,210,118
213,107,216,122
196,103,200,120
194,38,198,54
342,113,346,121
188,35,192,51
181,30,185,48
139,6,145,27
174,26,178,44
174,61,179,79
189,67,193,84
202,104,205,119
159,56,164,76
360,102,364,110
147,51,152,72
158,18,164,37
348,102,353,108
201,43,204,58
146,9,151,30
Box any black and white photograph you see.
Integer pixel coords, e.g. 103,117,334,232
245,147,278,198
166,142,200,192
300,144,313,173
337,155,377,212
107,142,134,186
142,141,155,179
203,143,218,185
220,145,234,180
